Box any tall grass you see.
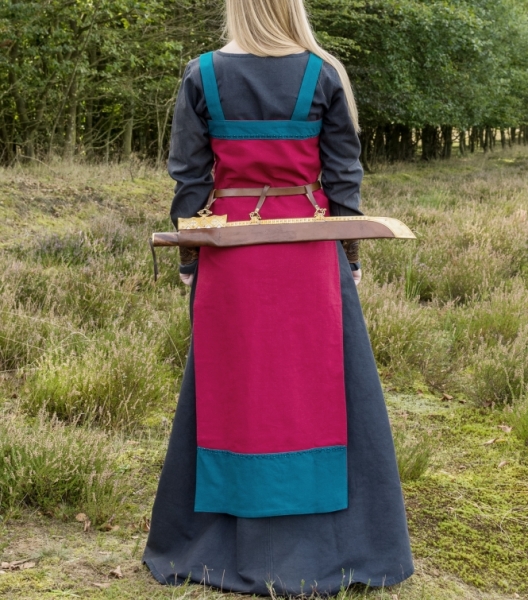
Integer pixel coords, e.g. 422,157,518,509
393,426,433,482
24,327,176,430
1,152,528,522
358,151,528,403
0,213,191,428
510,400,528,445
0,407,126,524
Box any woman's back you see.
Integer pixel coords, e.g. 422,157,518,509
168,51,363,225
144,1,413,593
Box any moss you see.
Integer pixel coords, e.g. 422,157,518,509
400,403,528,594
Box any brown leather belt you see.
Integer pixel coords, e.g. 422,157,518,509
204,181,323,222
212,181,321,198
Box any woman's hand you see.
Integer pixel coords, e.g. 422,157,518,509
352,269,362,286
180,273,194,286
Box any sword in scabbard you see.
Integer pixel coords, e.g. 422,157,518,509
149,215,416,281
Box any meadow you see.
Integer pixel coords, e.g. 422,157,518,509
0,149,527,599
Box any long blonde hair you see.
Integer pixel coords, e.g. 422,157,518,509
224,0,360,132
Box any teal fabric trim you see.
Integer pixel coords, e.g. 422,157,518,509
199,52,225,121
208,119,322,140
291,53,324,121
195,445,348,517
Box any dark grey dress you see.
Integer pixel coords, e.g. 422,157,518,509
143,51,414,595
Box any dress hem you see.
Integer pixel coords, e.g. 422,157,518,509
143,557,415,594
193,503,349,518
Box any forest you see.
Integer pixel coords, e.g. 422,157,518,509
1,0,528,167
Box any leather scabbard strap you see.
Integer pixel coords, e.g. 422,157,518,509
203,181,322,220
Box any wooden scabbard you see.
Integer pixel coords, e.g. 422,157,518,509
151,216,416,248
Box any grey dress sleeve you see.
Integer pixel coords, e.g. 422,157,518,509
319,65,364,269
168,59,214,274
168,60,214,229
319,64,364,218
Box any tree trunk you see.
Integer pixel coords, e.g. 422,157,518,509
479,128,485,150
459,129,466,155
122,110,133,161
359,127,374,171
469,127,477,153
441,125,452,159
63,77,77,160
104,119,113,164
483,127,489,152
8,43,35,159
392,124,413,161
385,124,397,161
500,129,506,149
421,125,438,161
373,125,385,162
0,115,15,165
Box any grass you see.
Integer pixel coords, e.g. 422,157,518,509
0,407,127,524
1,148,528,599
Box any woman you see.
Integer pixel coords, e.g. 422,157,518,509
143,0,414,594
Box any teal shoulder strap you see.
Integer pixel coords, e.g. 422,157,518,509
199,52,225,121
291,53,324,121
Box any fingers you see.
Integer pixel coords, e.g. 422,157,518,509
352,269,362,286
180,273,194,286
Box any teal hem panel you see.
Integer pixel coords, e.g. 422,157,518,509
195,445,348,517
291,54,324,121
208,119,322,140
199,52,225,121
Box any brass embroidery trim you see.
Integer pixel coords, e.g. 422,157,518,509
178,215,416,239
180,215,228,229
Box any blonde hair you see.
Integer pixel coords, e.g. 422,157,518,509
224,0,360,132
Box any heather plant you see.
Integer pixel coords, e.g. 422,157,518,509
0,408,126,524
510,400,528,445
24,327,176,430
392,425,433,482
360,276,456,391
455,279,528,346
0,293,55,371
146,290,192,371
464,328,528,406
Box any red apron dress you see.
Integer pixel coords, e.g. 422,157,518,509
192,52,348,517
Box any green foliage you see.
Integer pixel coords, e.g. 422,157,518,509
464,329,528,406
393,426,432,482
0,0,220,163
510,400,528,444
1,0,528,163
313,0,528,129
0,408,125,524
24,327,175,430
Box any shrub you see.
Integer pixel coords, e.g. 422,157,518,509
0,293,53,371
464,327,528,406
10,216,141,267
0,408,125,524
363,187,528,304
510,401,528,445
145,288,192,371
455,279,528,347
360,276,457,391
393,426,433,482
24,327,175,430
